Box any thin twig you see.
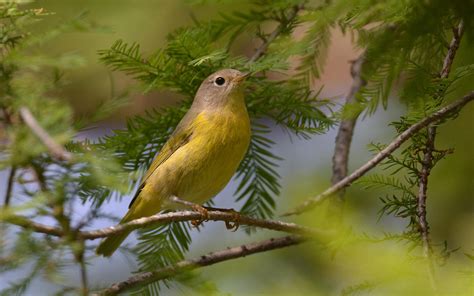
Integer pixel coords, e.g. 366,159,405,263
284,91,474,216
31,164,72,234
5,210,327,240
78,250,89,296
3,166,16,207
331,54,366,192
440,21,464,80
2,106,16,208
4,165,68,237
83,210,323,239
96,235,306,295
327,53,366,224
247,4,303,64
417,20,465,292
417,125,437,289
2,214,64,236
19,107,73,162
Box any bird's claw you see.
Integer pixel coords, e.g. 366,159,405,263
224,209,240,232
191,205,209,228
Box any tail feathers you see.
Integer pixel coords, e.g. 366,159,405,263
96,211,136,257
96,229,132,257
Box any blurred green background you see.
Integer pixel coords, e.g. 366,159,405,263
0,0,473,295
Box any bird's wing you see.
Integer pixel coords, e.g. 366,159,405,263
128,117,194,208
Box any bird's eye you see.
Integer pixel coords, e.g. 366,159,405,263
214,77,225,86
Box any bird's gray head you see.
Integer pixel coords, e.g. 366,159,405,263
193,69,249,108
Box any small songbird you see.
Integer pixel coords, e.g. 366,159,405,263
96,69,251,256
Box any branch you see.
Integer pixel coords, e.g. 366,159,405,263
331,54,366,195
79,257,88,296
440,21,464,80
73,240,89,296
19,107,73,162
97,235,306,295
416,20,464,290
3,166,16,207
247,4,303,64
83,210,323,239
5,210,327,239
284,91,474,216
2,214,63,236
2,107,16,208
417,124,437,288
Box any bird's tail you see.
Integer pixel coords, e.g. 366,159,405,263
96,210,136,257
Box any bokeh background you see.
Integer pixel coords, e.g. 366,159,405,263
1,1,473,295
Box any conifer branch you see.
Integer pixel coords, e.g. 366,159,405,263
19,107,73,162
5,210,325,239
331,54,366,196
440,21,464,79
247,4,303,64
417,124,437,288
97,235,306,296
417,20,464,290
284,91,474,216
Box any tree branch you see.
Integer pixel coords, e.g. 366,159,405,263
440,21,464,80
74,240,89,296
1,214,64,236
4,210,327,240
284,91,474,216
79,257,89,296
3,166,16,207
19,107,73,162
83,210,323,239
416,20,464,291
96,235,306,295
417,124,437,289
331,53,366,201
2,106,16,208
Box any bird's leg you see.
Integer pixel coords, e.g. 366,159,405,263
202,206,241,232
170,196,209,227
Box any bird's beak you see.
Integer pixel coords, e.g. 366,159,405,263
234,72,250,83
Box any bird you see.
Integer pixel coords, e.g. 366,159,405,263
96,69,251,256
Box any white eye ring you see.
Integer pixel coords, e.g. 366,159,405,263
214,76,226,86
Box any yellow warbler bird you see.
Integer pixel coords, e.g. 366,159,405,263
96,69,251,256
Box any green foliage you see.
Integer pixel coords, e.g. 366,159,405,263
294,0,351,81
235,124,281,220
0,2,125,294
340,0,472,114
340,280,377,296
130,222,192,295
358,131,451,245
356,59,474,252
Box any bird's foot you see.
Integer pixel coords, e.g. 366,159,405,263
191,204,209,228
203,206,240,232
223,209,240,232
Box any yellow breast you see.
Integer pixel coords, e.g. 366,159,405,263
135,96,251,216
175,108,251,203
